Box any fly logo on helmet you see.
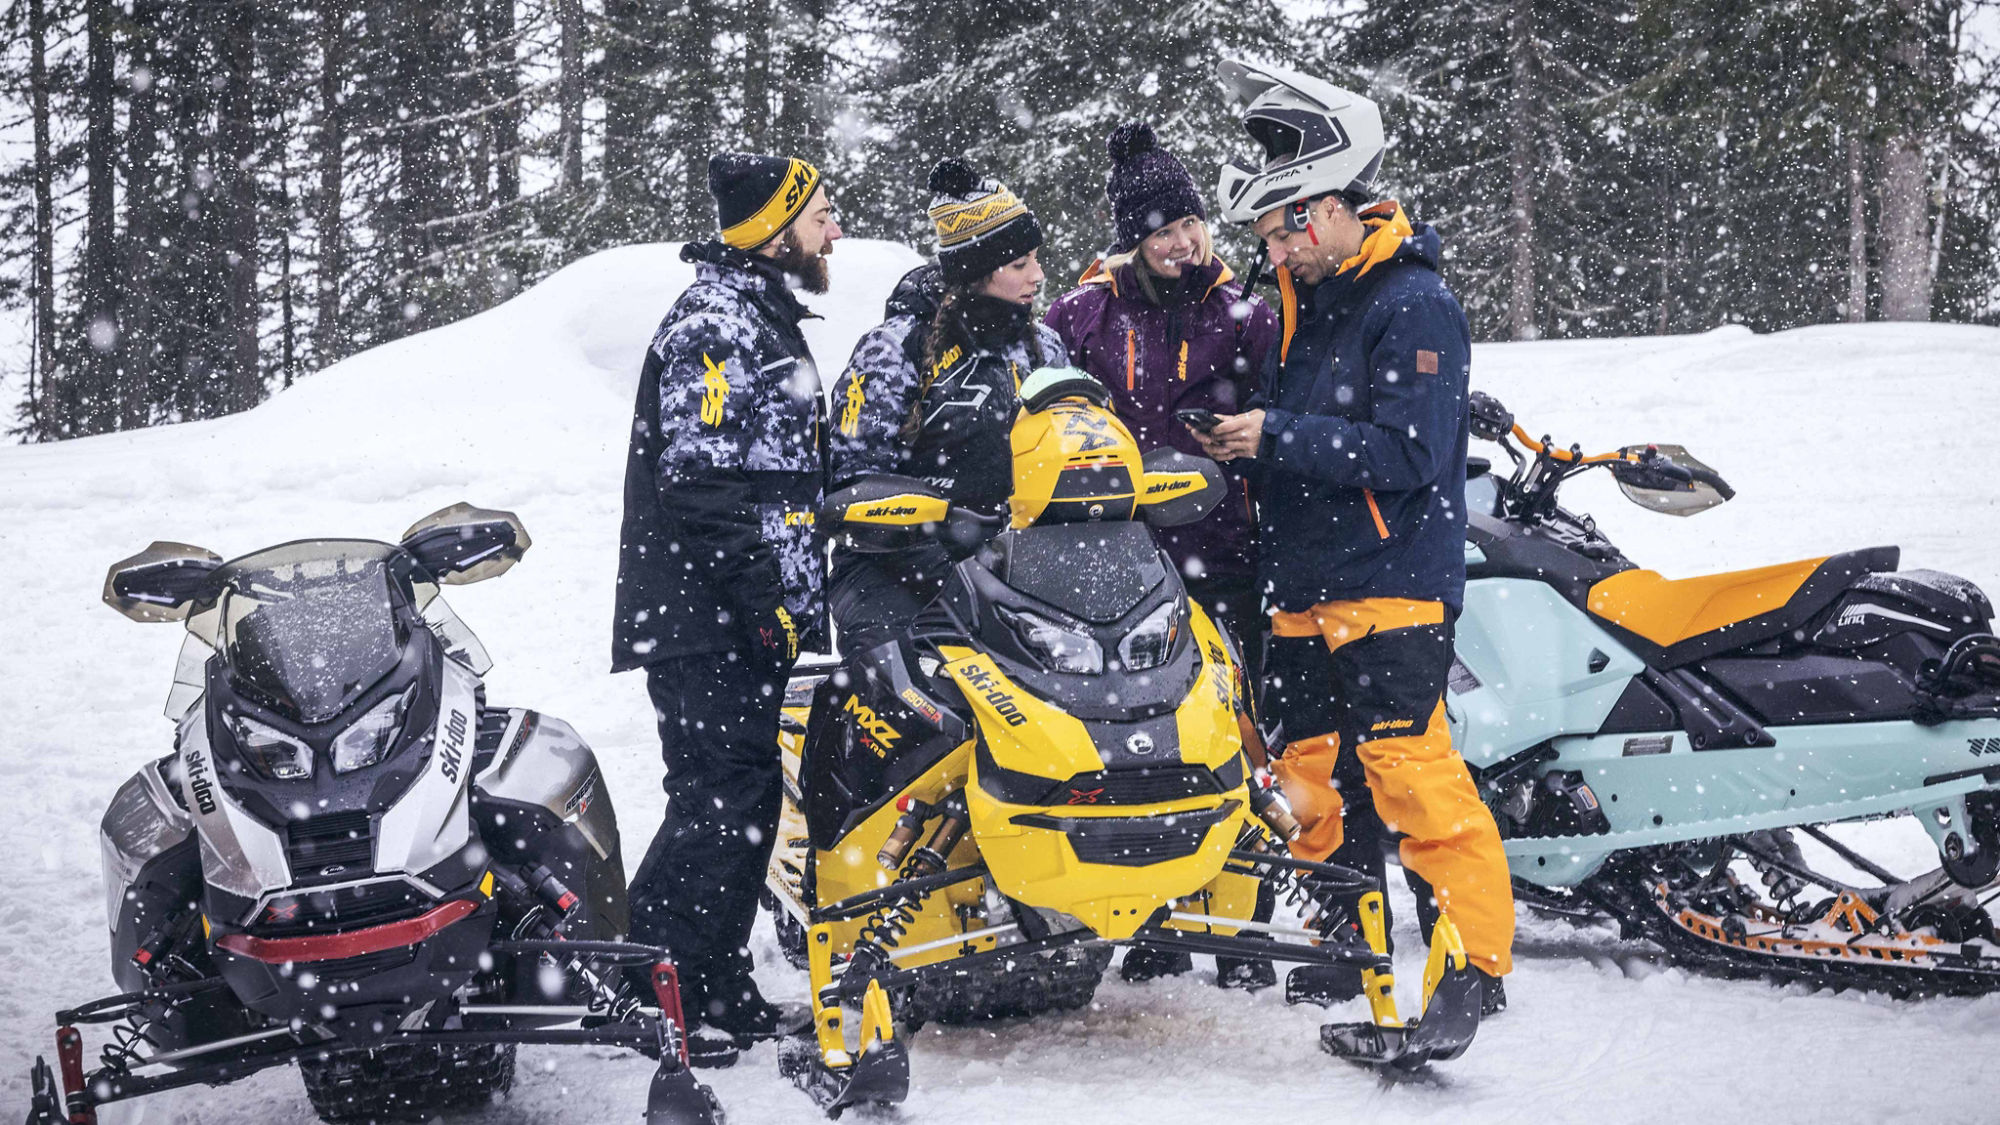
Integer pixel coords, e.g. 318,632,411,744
1215,58,1385,224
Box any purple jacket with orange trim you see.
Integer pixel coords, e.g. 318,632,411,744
1044,256,1278,585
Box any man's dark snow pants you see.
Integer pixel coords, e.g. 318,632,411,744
628,645,795,988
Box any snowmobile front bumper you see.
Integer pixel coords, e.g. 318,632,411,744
23,940,721,1125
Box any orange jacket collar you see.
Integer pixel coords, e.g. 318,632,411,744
1335,200,1414,280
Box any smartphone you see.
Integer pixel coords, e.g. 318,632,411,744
1176,407,1222,432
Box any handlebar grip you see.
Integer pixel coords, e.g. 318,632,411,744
1690,468,1735,500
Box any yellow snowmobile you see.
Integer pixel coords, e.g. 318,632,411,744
765,369,1486,1114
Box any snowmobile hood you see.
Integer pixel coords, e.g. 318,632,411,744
884,263,944,321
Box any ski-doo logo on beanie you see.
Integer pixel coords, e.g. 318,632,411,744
1105,121,1206,255
927,157,1045,285
711,152,822,250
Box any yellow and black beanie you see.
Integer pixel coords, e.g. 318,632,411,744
927,157,1044,285
708,152,822,250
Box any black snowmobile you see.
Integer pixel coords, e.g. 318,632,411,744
23,505,719,1125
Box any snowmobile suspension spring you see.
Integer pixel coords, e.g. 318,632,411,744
1242,837,1358,941
98,993,187,1073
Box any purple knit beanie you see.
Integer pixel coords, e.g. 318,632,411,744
1105,121,1206,254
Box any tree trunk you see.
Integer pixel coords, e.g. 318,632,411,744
558,0,585,190
120,0,165,430
313,0,346,368
780,0,827,164
742,0,770,149
1877,0,1939,322
1877,135,1933,320
491,0,520,203
471,0,493,214
26,0,59,437
1505,0,1538,340
80,0,120,435
1846,128,1868,322
218,0,262,410
279,158,297,387
679,0,717,236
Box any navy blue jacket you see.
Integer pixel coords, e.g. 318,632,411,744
1255,206,1471,614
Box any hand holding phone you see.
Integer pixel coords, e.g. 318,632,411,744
1176,407,1222,433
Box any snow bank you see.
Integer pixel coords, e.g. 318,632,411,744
2,243,1996,1123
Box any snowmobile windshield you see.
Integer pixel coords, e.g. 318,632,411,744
215,541,412,725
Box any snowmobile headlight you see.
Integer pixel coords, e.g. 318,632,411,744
1117,601,1180,671
228,714,315,781
331,684,416,774
998,607,1104,675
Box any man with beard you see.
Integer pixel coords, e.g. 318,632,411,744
825,157,1066,655
613,151,840,1066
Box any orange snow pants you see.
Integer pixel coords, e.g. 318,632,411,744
1266,598,1515,976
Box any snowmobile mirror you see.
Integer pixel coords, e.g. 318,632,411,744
399,503,531,585
1138,447,1224,528
103,541,223,622
1611,445,1733,517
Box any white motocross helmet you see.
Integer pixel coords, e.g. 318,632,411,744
1215,58,1386,224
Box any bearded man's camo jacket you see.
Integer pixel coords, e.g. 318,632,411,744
613,240,827,669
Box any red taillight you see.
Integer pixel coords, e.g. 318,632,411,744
215,898,478,964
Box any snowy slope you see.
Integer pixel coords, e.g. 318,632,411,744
2,242,1997,1124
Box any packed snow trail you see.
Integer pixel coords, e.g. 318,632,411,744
1,241,1996,1124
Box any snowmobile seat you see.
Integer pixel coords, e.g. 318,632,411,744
1586,546,1899,667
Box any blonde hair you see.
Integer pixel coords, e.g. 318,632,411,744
1110,219,1214,305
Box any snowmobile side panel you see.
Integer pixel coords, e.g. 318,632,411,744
1505,718,2000,884
178,709,292,901
99,756,193,929
375,659,478,878
802,744,992,971
1449,579,1645,769
473,709,619,864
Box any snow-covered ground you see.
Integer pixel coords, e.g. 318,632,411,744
2,241,1997,1124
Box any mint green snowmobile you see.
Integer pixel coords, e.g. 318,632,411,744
1457,392,2000,994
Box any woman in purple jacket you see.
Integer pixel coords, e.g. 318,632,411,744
1046,121,1279,661
1045,120,1280,989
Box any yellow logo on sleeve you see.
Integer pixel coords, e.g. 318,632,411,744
840,371,866,436
700,353,731,426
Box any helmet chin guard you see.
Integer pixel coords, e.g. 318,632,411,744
1215,58,1385,224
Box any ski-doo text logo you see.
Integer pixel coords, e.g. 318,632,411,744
184,745,218,816
959,663,1029,727
1970,738,2000,757
862,504,917,518
844,696,901,755
439,708,469,783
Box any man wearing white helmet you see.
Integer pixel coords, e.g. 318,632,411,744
1193,60,1515,1024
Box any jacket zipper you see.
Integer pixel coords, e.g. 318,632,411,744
1363,489,1390,540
